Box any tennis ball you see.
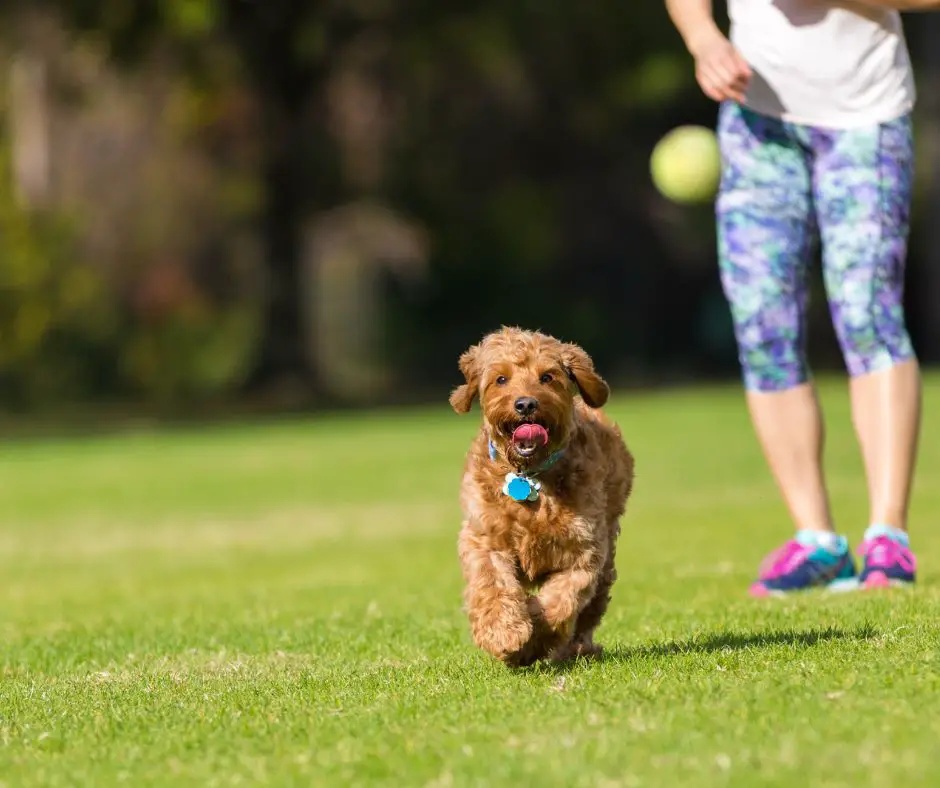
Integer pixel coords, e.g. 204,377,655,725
650,125,721,204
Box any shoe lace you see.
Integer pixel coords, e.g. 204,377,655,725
858,535,916,573
759,540,811,580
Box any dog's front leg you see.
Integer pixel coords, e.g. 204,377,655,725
459,535,533,664
528,549,602,658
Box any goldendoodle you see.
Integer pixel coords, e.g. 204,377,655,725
450,327,634,667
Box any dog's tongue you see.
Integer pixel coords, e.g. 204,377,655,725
512,423,549,446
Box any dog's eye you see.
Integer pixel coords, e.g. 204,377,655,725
495,375,508,385
540,373,553,384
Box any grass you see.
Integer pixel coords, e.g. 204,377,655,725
1,376,939,787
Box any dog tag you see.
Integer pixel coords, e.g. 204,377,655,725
503,473,541,503
506,476,532,501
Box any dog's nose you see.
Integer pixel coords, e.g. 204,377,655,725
514,396,539,416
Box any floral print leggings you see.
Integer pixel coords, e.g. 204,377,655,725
716,101,916,392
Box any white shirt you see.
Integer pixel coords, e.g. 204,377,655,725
728,0,916,128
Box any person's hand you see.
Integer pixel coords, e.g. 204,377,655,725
690,30,752,103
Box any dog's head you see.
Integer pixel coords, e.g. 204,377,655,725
449,327,609,468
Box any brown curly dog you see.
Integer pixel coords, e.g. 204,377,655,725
450,327,634,667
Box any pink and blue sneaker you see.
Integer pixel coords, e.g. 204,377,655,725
858,524,916,589
750,530,857,597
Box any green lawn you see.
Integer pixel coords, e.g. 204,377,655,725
1,377,939,787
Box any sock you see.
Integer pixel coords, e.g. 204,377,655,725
864,523,910,547
795,529,847,553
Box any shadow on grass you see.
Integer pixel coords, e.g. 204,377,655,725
539,623,879,674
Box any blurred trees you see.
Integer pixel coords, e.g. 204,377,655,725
1,5,265,405
0,2,936,409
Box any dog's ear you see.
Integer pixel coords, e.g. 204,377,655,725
561,342,609,408
449,343,483,413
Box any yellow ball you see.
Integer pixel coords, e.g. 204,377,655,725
650,125,721,204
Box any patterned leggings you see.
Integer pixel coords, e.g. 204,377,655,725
716,101,916,392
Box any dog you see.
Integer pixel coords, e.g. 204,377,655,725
450,327,634,667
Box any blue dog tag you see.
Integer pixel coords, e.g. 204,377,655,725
506,476,533,502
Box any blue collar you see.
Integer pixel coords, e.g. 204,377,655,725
488,439,566,476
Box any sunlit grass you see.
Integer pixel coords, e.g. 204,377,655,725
1,376,939,786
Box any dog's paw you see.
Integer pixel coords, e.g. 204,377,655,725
473,614,534,662
502,639,544,668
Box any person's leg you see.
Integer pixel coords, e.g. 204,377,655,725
746,386,833,534
813,114,919,586
850,363,920,532
716,102,853,595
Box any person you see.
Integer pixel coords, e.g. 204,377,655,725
665,0,936,594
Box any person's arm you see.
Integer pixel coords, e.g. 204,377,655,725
665,0,724,57
665,0,752,102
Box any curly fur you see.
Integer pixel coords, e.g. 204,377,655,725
451,327,634,667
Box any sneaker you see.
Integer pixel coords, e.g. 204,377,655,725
858,526,916,588
750,531,857,597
